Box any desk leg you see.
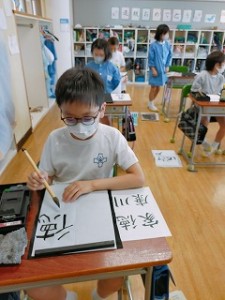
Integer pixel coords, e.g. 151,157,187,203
188,106,202,171
124,105,128,140
144,267,153,300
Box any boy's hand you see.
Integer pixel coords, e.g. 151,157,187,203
165,67,169,73
63,181,94,202
27,170,49,190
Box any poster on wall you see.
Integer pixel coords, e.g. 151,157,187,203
111,7,119,20
193,10,202,22
163,9,171,22
0,8,7,30
142,8,150,21
152,8,161,22
172,9,182,22
220,10,225,23
205,14,216,23
121,7,130,20
131,8,140,21
182,10,192,23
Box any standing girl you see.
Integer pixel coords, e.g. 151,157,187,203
148,24,172,112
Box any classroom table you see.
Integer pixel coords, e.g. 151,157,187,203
179,94,225,171
162,72,196,119
0,190,172,300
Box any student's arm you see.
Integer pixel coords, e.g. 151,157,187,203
148,44,157,76
191,73,203,92
112,65,121,90
165,43,173,69
62,162,145,202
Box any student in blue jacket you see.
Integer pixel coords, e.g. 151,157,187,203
148,24,172,112
86,38,121,93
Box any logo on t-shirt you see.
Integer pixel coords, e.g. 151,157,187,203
93,153,107,168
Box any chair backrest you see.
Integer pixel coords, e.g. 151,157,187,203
181,84,192,98
169,65,189,73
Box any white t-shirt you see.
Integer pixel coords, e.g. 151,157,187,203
111,51,125,69
39,124,138,183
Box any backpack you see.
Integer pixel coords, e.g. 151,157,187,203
122,111,136,142
178,105,208,144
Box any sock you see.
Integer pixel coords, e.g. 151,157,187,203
212,141,220,149
66,290,78,300
92,289,105,300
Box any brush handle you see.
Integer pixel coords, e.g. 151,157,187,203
22,148,56,198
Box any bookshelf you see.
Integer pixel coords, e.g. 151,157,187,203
73,26,225,83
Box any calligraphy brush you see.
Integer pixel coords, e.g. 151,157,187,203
22,148,60,208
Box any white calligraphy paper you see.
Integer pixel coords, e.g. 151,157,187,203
142,9,150,21
173,9,182,22
112,187,171,242
163,9,172,22
152,8,161,22
193,10,202,23
111,7,119,20
121,7,130,20
152,150,182,168
31,185,116,257
182,10,192,23
131,8,140,21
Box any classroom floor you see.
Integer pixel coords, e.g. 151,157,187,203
1,84,225,300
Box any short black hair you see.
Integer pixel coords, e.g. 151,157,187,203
55,67,105,107
91,38,111,61
205,51,225,71
155,24,170,41
108,37,119,46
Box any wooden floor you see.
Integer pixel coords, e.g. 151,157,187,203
1,85,225,300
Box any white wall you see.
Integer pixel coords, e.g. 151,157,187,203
45,0,74,77
0,0,31,145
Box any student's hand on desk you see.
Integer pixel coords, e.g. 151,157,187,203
63,180,93,202
27,170,49,190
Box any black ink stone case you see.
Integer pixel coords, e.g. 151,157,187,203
0,183,31,234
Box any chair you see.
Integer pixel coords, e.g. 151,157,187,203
170,84,192,143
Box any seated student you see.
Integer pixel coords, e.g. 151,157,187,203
191,50,225,156
87,38,121,125
26,67,145,300
86,38,121,93
108,36,127,93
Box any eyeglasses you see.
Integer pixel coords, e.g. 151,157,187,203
61,110,100,126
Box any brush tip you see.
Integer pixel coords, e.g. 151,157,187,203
53,197,60,208
21,148,26,152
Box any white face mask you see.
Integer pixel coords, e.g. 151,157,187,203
94,56,104,64
162,33,169,41
217,65,225,74
67,121,99,140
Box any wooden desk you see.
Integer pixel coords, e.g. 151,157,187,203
179,94,225,171
162,73,195,119
0,191,172,300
